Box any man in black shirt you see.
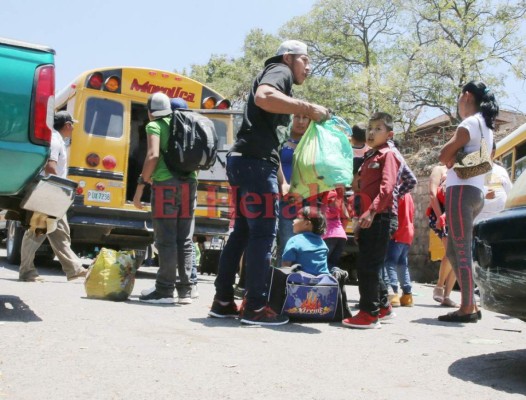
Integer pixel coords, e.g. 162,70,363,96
209,40,330,325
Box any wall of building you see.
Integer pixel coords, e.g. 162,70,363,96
408,176,440,283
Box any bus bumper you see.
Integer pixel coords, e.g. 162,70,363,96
67,204,154,248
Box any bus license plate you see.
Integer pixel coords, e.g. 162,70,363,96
87,190,111,203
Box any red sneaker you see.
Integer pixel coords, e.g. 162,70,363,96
342,311,380,329
378,304,396,321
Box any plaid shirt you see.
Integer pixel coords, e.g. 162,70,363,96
388,140,417,215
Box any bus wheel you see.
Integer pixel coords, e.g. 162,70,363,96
6,220,24,265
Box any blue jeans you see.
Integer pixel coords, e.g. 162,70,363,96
276,200,296,267
151,177,197,297
214,156,279,310
383,240,412,294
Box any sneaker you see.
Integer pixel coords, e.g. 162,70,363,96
342,311,380,329
378,304,396,320
141,286,156,297
191,284,199,299
208,299,239,318
139,290,175,304
400,293,414,307
388,293,401,307
178,297,193,305
240,306,289,326
67,269,87,281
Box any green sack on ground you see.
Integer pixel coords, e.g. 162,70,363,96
84,248,137,301
289,116,353,199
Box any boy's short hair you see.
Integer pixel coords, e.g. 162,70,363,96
352,122,367,142
299,206,327,236
369,112,394,131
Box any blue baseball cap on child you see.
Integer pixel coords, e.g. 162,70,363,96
170,98,188,110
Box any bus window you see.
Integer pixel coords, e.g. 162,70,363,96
84,97,124,138
211,119,228,150
515,142,526,180
501,151,513,178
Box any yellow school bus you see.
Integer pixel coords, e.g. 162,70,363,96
55,67,239,254
494,122,526,182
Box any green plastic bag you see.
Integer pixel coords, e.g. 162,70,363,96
289,116,353,199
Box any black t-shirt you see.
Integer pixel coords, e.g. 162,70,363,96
231,63,293,165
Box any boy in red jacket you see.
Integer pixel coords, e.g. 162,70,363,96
343,112,401,329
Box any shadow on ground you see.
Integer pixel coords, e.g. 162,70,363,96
449,349,526,395
0,295,42,322
189,317,323,334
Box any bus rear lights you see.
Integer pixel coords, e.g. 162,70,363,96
104,76,120,92
76,187,84,195
102,155,117,170
202,96,217,109
96,182,105,191
86,152,100,167
87,72,103,90
215,99,231,110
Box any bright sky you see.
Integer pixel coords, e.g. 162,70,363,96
3,0,525,115
2,0,315,90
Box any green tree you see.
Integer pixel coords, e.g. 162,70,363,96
281,0,400,120
180,29,280,109
402,0,526,122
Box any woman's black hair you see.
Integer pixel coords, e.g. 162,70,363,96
462,81,499,129
299,206,327,236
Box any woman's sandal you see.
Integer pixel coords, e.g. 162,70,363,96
441,297,458,308
433,286,445,303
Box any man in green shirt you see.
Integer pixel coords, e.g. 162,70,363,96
133,92,197,304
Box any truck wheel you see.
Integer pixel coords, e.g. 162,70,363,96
6,220,24,265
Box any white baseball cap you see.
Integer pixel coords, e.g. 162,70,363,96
265,40,309,66
147,92,172,117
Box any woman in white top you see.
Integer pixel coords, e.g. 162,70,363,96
438,81,499,323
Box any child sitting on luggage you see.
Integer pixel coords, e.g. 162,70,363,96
281,206,330,275
281,206,352,318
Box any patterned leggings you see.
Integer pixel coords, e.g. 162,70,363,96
445,185,484,308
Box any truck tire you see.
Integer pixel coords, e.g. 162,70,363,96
6,220,24,265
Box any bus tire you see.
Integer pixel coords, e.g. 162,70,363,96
6,220,24,265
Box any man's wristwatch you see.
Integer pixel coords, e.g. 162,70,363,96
137,175,147,185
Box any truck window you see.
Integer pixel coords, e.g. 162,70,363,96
84,97,124,138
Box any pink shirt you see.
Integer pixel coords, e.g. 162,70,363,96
321,189,347,240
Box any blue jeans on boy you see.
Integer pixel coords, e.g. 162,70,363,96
214,155,279,311
383,240,412,294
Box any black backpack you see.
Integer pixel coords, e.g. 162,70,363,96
163,110,218,173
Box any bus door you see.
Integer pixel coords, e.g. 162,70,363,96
127,101,151,204
68,92,129,209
